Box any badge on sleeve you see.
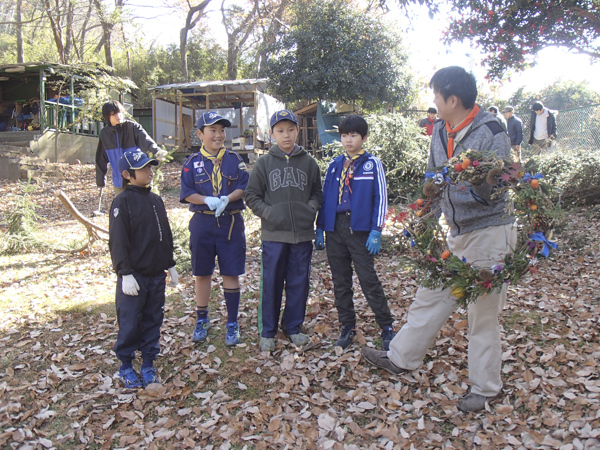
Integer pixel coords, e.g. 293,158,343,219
113,208,119,218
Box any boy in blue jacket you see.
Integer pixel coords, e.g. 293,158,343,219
316,115,395,350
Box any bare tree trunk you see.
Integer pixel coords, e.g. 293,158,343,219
222,0,259,80
44,0,65,63
16,0,24,63
93,0,123,68
256,0,290,77
180,0,212,80
77,0,94,60
64,1,74,63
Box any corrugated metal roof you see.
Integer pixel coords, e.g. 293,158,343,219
149,78,268,92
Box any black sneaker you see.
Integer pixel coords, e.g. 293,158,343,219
336,324,356,349
381,326,395,351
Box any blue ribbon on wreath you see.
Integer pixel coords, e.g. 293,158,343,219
528,231,557,257
425,167,449,184
521,173,543,183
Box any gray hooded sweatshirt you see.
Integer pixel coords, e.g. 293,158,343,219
429,107,514,236
246,144,322,244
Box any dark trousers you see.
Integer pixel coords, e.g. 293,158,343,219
326,214,392,328
258,240,313,338
114,272,166,363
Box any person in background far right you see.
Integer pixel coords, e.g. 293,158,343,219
528,101,557,155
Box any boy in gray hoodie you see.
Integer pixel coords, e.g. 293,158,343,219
245,110,322,352
362,66,516,413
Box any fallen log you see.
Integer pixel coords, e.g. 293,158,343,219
54,189,109,253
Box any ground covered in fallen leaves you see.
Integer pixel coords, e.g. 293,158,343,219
0,163,599,450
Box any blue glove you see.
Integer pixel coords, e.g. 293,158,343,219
315,229,325,250
366,230,382,255
215,195,229,217
204,196,220,210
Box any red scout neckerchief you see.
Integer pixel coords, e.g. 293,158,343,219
446,104,480,159
338,149,365,203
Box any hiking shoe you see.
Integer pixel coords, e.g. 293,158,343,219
287,333,310,346
140,366,160,387
457,392,496,412
224,322,240,347
336,324,356,349
259,337,275,352
118,367,143,388
192,317,211,342
361,347,405,375
380,326,395,351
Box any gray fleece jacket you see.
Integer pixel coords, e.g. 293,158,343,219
245,144,322,244
429,107,514,236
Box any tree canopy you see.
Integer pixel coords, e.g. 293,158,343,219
441,0,600,80
265,0,417,109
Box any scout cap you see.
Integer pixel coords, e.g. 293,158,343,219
197,112,232,128
118,149,158,174
270,110,298,129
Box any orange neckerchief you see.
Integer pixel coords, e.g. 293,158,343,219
445,104,480,159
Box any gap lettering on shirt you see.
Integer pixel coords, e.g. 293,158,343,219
269,168,308,191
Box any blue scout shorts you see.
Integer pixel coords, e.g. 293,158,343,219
189,211,246,276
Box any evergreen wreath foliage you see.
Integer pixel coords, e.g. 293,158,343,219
390,148,564,307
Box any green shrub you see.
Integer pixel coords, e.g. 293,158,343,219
531,148,600,206
0,180,45,254
318,113,430,203
170,219,192,273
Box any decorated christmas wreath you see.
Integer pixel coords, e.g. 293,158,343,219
390,149,564,308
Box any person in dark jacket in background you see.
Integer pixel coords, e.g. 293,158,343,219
96,100,161,195
109,149,178,388
245,110,322,352
419,107,438,136
487,106,508,132
528,101,557,155
502,106,523,162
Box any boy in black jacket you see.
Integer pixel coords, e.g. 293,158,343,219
245,110,322,352
109,149,178,388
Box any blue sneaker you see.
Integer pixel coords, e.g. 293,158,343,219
118,367,142,389
224,322,240,347
140,366,160,387
381,326,395,351
192,317,211,342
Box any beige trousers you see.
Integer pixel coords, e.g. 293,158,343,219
388,222,517,397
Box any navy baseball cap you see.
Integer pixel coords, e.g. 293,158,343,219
197,112,232,129
270,110,298,128
118,149,158,174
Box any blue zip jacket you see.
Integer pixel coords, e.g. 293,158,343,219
317,152,387,232
96,120,160,188
179,149,249,212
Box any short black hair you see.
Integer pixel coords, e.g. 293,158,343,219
338,114,368,138
532,101,544,111
427,107,437,114
488,106,499,114
429,66,478,109
122,169,136,186
102,100,125,123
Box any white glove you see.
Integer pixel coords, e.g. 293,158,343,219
122,274,140,296
156,149,168,162
215,195,229,217
204,196,220,210
167,267,179,287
